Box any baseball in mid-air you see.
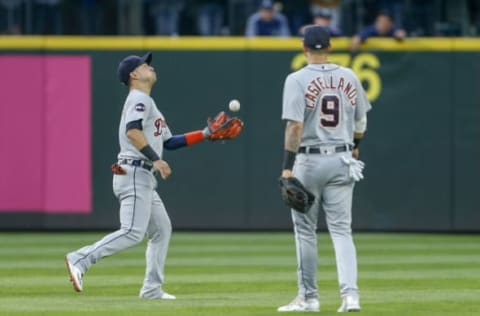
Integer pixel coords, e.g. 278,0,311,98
229,99,241,112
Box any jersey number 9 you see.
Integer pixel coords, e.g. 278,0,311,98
320,95,340,128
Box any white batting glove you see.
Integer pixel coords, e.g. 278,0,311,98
340,156,365,182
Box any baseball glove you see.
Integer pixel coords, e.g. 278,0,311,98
279,177,315,213
205,111,244,141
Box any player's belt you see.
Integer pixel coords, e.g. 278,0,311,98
118,159,154,171
298,144,353,154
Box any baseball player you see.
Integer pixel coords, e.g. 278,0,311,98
277,25,371,312
65,52,242,299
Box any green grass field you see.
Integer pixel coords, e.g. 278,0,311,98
0,232,479,316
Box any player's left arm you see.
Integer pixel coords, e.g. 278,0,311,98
164,111,243,150
163,130,208,151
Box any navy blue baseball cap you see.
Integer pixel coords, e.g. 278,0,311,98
117,52,152,85
303,25,331,49
259,0,274,9
313,8,333,19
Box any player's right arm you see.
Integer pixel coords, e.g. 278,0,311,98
124,99,171,179
281,74,305,178
352,117,366,159
126,128,171,179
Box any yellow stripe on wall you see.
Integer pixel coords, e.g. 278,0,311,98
1,36,480,51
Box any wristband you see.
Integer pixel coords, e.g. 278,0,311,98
353,138,361,149
140,145,160,161
282,150,297,171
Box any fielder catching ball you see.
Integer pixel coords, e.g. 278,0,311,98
65,52,243,299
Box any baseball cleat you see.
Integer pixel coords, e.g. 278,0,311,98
159,292,176,300
139,291,176,300
65,256,83,292
337,295,360,312
277,296,320,312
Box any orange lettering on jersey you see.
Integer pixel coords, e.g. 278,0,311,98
329,76,336,89
316,77,326,90
323,77,330,89
348,89,357,100
344,82,353,95
349,90,357,106
307,84,320,96
305,76,359,109
311,79,322,93
305,93,316,108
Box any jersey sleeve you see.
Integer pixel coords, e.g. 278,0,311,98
124,95,151,127
162,124,173,141
353,75,372,121
282,74,304,122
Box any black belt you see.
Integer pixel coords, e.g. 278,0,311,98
118,159,154,171
298,144,353,154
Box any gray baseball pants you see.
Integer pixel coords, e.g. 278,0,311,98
66,165,172,297
291,151,359,299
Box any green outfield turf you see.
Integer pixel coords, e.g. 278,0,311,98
0,232,479,316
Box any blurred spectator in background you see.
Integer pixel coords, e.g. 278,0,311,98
34,0,63,35
0,0,23,34
310,0,341,31
469,0,480,36
118,0,143,35
299,8,342,36
378,0,405,30
245,0,290,37
196,0,224,35
2,0,479,37
80,0,100,35
407,0,438,36
351,11,406,51
149,0,185,36
282,0,311,36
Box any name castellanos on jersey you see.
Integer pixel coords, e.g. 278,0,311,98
305,75,358,108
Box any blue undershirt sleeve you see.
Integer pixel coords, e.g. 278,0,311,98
163,134,188,150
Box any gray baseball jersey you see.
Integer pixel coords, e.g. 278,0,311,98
281,63,372,302
118,89,172,160
282,63,371,146
66,88,174,299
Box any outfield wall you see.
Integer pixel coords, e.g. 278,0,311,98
0,37,479,231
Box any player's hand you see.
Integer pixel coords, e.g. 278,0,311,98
281,169,294,178
352,148,360,159
153,160,171,180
